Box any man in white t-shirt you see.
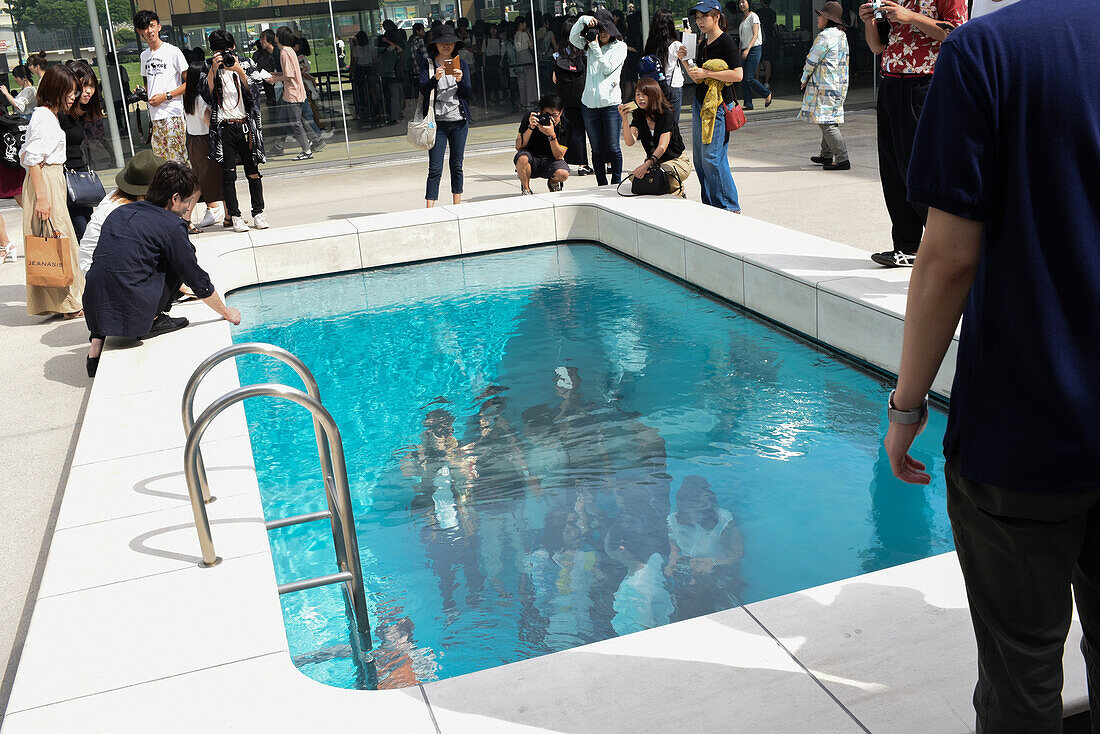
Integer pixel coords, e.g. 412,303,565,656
134,10,188,164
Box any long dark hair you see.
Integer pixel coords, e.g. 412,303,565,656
559,17,582,61
66,60,105,121
644,9,678,65
183,59,204,116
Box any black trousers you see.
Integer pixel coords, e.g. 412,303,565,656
876,75,930,254
946,459,1100,733
563,106,589,167
220,123,264,218
89,275,179,343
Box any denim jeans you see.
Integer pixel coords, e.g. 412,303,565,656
740,46,771,109
691,98,740,212
668,86,683,126
426,118,468,201
581,105,623,186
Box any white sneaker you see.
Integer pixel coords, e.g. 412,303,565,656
320,129,335,140
231,216,249,233
252,213,270,229
2,244,15,263
311,139,327,153
195,208,217,229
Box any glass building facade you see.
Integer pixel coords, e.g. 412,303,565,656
0,0,876,177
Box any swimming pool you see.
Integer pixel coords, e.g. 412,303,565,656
228,243,952,691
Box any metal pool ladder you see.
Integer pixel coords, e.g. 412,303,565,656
181,343,373,653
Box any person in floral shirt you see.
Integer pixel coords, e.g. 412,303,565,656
859,0,966,267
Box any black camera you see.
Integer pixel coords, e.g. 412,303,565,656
583,26,598,43
537,112,552,126
220,50,237,67
128,86,148,105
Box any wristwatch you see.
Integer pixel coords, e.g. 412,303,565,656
887,389,928,425
165,91,173,101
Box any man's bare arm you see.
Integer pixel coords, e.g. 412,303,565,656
884,207,983,483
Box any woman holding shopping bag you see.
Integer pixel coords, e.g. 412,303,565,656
21,64,83,318
799,1,850,170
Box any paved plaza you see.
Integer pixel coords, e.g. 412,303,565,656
0,109,893,720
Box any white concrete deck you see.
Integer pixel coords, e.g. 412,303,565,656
0,190,1088,733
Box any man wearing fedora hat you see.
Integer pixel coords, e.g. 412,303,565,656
82,161,241,378
858,0,966,267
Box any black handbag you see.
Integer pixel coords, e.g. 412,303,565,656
616,160,684,197
65,168,106,206
630,166,671,195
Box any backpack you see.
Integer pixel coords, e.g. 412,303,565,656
0,113,27,169
554,52,586,108
637,54,673,99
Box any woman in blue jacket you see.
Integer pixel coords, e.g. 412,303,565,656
420,26,472,207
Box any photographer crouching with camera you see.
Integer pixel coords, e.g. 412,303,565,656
515,94,570,195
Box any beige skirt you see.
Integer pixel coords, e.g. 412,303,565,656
24,163,83,316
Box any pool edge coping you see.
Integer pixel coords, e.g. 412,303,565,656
0,192,1088,732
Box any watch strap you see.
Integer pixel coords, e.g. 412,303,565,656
888,390,928,425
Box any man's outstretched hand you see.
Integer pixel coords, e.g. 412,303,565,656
884,418,931,484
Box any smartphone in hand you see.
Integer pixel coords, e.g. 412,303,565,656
622,101,638,112
443,58,456,76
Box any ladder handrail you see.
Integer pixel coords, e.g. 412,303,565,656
183,382,372,652
181,343,331,505
181,343,351,604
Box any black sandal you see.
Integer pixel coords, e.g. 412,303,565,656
188,225,202,235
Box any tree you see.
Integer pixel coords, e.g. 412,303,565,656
203,0,262,11
10,0,133,58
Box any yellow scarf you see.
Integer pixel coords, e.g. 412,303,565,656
701,59,731,144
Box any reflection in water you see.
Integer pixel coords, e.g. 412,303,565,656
860,444,936,573
666,476,744,622
231,245,953,690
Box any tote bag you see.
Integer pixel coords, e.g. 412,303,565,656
407,89,437,151
25,219,74,288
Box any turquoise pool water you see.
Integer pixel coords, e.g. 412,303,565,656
228,244,952,690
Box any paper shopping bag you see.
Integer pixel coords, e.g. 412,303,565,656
25,223,73,288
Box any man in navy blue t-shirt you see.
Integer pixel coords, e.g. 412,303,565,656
882,1,1099,729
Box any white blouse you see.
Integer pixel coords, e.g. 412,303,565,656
20,107,66,168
